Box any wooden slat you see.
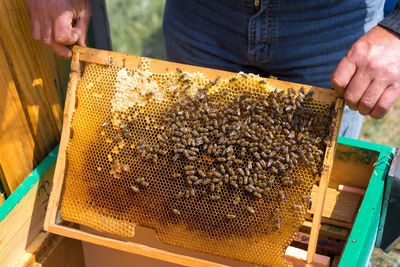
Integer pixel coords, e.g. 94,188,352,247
0,0,63,158
293,231,343,254
329,144,378,189
308,185,361,223
305,215,354,229
306,98,344,267
75,46,340,100
0,163,55,267
14,231,85,267
49,224,228,267
285,246,330,267
338,185,366,196
0,45,39,193
301,220,349,240
44,50,82,233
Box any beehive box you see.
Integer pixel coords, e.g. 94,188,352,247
44,46,344,266
0,136,393,267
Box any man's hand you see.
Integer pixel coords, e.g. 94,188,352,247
27,0,92,59
331,26,400,119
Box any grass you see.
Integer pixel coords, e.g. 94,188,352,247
105,0,400,264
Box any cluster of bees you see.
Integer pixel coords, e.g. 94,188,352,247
129,69,336,229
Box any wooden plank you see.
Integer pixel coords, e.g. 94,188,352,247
285,246,330,267
306,98,344,267
293,231,343,254
305,215,354,229
75,46,340,101
0,0,63,158
0,45,39,193
301,220,349,240
329,144,378,189
44,50,81,232
49,224,228,267
0,163,55,267
13,231,85,267
338,185,366,196
82,224,254,267
308,185,361,223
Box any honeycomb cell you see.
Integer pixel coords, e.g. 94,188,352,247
61,60,338,267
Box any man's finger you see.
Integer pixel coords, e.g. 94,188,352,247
74,17,90,47
30,19,41,40
40,18,53,46
369,86,398,119
343,70,371,111
53,12,80,45
45,42,73,59
358,79,388,116
331,56,356,94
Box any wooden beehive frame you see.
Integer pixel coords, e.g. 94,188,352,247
44,46,344,266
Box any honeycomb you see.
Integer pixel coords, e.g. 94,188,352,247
60,57,339,266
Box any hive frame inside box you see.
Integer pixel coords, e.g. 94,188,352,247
44,46,344,266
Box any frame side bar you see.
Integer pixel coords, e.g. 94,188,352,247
44,50,81,230
306,98,344,266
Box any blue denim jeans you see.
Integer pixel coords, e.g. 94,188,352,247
163,0,385,139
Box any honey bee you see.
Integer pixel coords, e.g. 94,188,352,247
230,180,239,189
253,192,262,199
190,188,196,196
293,204,302,211
172,173,181,179
279,190,285,200
246,206,255,214
145,91,155,97
276,218,281,229
226,214,236,220
172,208,181,216
210,195,220,201
198,169,206,178
130,185,140,193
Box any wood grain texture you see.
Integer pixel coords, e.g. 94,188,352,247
301,220,349,240
309,185,361,223
306,98,344,267
13,231,85,267
285,246,330,267
44,50,81,232
0,45,39,194
0,0,63,158
49,224,228,267
0,163,55,267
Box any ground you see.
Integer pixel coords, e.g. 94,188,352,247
105,0,400,265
